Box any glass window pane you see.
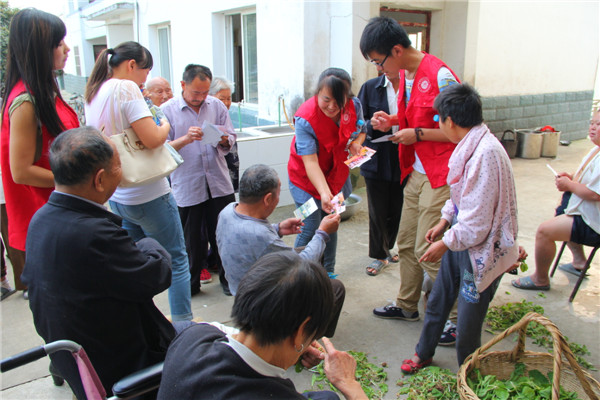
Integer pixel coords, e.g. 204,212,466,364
158,27,172,85
242,13,257,103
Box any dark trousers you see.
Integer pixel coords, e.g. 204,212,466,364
179,193,235,293
365,177,404,260
415,249,501,366
325,279,346,338
1,204,26,290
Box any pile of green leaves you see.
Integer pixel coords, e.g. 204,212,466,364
485,300,595,370
299,351,388,399
467,362,581,400
397,366,459,399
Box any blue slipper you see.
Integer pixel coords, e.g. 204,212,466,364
511,276,550,291
366,259,389,276
558,263,589,278
387,253,399,263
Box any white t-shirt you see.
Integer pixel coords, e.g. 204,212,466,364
565,147,600,234
85,79,170,205
384,76,399,134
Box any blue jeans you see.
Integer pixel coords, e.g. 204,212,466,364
110,193,192,321
294,205,337,273
289,179,351,273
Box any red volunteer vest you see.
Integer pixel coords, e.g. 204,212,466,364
397,53,460,188
288,96,357,199
0,81,79,250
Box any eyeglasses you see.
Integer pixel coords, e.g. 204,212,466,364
370,53,389,68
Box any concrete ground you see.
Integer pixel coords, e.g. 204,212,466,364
1,138,599,399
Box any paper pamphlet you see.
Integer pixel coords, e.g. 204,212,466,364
371,134,394,143
344,147,376,169
201,121,228,147
294,198,318,220
331,192,346,215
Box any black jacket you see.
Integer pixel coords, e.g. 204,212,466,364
22,192,175,399
357,74,402,182
158,324,307,399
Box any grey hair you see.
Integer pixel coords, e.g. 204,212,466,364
239,164,279,204
49,126,114,186
209,76,235,96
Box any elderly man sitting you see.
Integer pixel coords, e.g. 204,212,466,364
22,127,176,399
216,164,345,337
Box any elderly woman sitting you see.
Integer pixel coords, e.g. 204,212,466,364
157,251,367,400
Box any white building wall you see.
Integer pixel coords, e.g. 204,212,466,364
471,0,599,96
256,0,305,121
106,24,134,47
61,0,599,111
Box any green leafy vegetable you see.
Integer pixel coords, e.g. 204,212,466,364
397,366,459,399
485,301,595,370
468,363,582,400
298,351,388,399
519,260,529,273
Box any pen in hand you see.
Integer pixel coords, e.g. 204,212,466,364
546,164,559,177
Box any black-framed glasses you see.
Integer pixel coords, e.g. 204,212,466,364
370,53,389,68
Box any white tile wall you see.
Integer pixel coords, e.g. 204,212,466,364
237,133,295,207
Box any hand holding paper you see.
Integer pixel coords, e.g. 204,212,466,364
201,120,229,147
294,198,318,220
344,147,376,169
330,193,346,215
371,134,394,143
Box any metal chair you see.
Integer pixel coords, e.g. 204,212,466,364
550,241,599,302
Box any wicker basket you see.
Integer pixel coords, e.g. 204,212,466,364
457,312,600,400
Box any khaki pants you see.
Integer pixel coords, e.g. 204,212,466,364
395,171,450,313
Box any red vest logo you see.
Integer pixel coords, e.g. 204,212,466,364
417,77,431,93
342,112,350,123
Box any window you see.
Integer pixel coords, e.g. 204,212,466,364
242,13,258,103
381,7,431,52
73,46,81,76
157,26,172,85
226,11,257,104
93,44,107,61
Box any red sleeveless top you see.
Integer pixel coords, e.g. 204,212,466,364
397,53,460,188
288,96,357,199
1,81,79,250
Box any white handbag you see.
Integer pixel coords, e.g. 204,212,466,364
108,81,183,187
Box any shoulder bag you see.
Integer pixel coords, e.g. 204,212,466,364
108,80,183,187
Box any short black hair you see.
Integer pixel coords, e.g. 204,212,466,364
360,17,411,59
182,64,212,84
232,251,334,346
239,164,279,204
49,127,114,186
433,83,483,128
316,67,352,110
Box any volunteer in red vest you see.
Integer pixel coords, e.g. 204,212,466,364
288,68,366,274
1,9,79,299
359,17,460,339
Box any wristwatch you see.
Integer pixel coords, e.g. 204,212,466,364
415,127,424,142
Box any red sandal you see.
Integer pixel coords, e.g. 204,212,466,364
400,354,432,374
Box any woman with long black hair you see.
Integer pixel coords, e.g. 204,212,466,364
1,8,80,298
